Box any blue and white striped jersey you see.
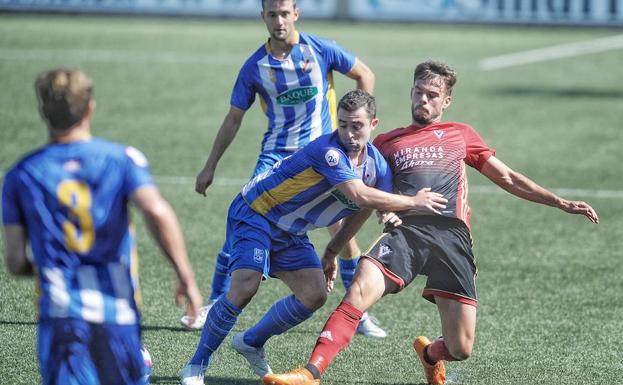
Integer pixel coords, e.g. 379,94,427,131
2,138,153,325
241,132,392,235
231,31,356,152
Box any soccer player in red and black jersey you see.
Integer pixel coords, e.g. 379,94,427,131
263,60,599,385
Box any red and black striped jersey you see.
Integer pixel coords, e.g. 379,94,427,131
373,122,495,229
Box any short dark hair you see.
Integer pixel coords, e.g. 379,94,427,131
35,68,93,130
337,89,376,119
413,60,457,95
261,0,297,10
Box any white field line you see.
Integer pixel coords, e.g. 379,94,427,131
156,176,623,200
0,47,245,66
0,47,407,69
1,171,620,199
0,171,621,198
480,34,623,71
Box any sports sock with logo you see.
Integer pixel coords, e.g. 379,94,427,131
188,296,241,366
208,249,231,301
243,294,314,348
307,300,362,376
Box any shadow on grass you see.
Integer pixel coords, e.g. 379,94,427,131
0,319,37,326
151,375,259,384
151,376,427,385
485,86,623,99
142,324,190,332
140,324,321,336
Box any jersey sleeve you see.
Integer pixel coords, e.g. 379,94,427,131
123,147,154,195
321,38,356,74
230,63,256,111
463,125,496,170
2,169,25,225
309,145,359,187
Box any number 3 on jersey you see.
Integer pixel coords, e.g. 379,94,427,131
57,180,94,253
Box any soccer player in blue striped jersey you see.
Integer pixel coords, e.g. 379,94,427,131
2,68,203,385
189,0,382,337
181,90,448,384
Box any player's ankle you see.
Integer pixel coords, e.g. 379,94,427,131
305,364,321,380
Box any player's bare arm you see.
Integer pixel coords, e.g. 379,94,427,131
131,185,203,322
3,225,33,276
336,179,447,214
480,156,599,224
322,208,373,291
195,106,246,196
345,58,375,94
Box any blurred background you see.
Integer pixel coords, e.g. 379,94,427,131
1,1,622,385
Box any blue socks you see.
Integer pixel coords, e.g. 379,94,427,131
209,249,231,301
339,256,359,289
189,297,241,366
243,295,314,348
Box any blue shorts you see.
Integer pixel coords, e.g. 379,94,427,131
38,318,148,385
226,194,321,277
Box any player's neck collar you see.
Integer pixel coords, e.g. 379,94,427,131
265,30,300,58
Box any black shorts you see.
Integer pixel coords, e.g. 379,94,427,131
363,215,477,306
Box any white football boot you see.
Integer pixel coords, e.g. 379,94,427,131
180,364,206,385
180,299,216,330
231,333,272,377
356,312,387,338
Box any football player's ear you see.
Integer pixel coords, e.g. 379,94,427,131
370,117,379,131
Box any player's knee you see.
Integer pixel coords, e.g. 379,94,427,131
447,339,473,361
344,279,366,305
228,280,260,307
302,290,327,310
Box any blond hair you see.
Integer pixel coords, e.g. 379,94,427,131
35,68,93,130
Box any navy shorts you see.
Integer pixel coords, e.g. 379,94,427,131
226,194,321,277
364,215,478,307
38,318,148,385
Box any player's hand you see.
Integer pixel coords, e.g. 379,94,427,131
175,281,203,329
321,251,338,292
411,187,447,215
377,211,402,227
195,165,216,196
560,200,599,224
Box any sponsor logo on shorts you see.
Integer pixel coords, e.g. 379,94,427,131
320,330,333,341
253,248,266,264
276,86,318,105
377,244,392,258
325,149,340,167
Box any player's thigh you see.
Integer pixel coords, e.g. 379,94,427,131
343,258,394,311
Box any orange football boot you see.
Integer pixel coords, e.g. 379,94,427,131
413,336,446,385
262,368,320,385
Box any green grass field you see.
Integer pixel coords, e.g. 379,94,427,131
1,14,622,385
